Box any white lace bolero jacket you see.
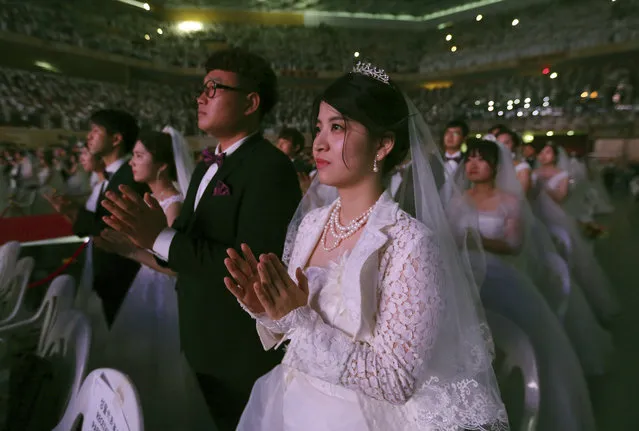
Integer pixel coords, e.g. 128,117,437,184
253,191,444,406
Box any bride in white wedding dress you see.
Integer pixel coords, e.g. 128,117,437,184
96,127,214,430
223,64,508,430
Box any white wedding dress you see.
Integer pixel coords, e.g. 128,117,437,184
473,208,596,430
531,171,619,322
102,194,215,431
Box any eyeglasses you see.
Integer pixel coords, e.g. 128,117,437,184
200,80,245,99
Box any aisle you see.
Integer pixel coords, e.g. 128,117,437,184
591,197,639,430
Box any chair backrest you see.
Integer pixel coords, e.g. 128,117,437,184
486,311,539,431
53,368,144,431
544,252,571,321
36,275,76,354
38,309,91,428
0,256,34,324
0,241,20,291
549,225,572,264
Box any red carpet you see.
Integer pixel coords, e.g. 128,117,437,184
0,214,74,245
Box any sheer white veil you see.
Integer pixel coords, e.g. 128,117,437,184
162,126,195,195
283,75,508,430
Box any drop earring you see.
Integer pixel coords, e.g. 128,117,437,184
373,156,379,173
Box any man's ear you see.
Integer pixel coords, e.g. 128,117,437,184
112,132,123,150
244,92,261,117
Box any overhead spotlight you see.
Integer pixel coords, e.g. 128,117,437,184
488,106,494,112
498,111,504,116
517,111,523,117
446,34,453,41
543,96,550,102
144,34,151,40
354,51,360,58
550,72,558,79
567,130,575,136
177,21,203,32
543,101,550,107
546,131,554,136
157,28,163,34
451,46,457,52
590,91,599,98
143,2,150,10
476,14,483,21
488,100,494,106
507,105,513,110
507,99,513,105
524,103,530,109
475,100,481,105
532,110,539,116
512,18,519,26
523,133,534,143
524,97,531,103
475,133,482,138
514,98,520,104
580,91,589,98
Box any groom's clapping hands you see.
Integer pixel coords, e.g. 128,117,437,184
101,184,167,250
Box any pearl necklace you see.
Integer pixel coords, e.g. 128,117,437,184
321,198,374,252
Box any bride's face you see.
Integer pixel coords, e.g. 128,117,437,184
496,133,514,152
313,102,380,188
465,153,494,183
538,145,556,166
129,141,164,183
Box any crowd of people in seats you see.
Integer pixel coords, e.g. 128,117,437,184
1,0,638,72
0,46,626,430
1,53,637,140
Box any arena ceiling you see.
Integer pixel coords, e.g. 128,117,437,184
159,0,533,17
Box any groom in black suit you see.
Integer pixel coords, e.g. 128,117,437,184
103,49,301,429
47,109,148,324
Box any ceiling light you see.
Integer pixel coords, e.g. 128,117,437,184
354,51,360,58
512,18,519,26
446,34,453,41
144,34,150,40
143,2,150,10
451,46,457,52
523,134,534,143
476,14,483,21
177,21,203,32
532,110,539,116
157,28,163,34
550,72,558,79
524,103,530,109
498,111,504,116
517,111,523,117
524,97,531,103
546,131,554,136
567,130,575,136
488,106,494,112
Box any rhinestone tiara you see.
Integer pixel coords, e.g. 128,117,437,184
352,61,390,85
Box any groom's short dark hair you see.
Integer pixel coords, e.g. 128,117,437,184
205,48,278,118
90,109,139,153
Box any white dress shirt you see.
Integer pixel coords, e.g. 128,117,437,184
444,151,462,176
85,179,105,212
152,134,253,262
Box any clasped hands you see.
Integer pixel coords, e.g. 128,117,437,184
100,185,167,250
224,244,309,320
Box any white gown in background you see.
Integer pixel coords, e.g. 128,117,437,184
531,171,619,322
103,194,215,431
473,208,597,431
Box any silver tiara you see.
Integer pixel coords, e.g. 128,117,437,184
353,62,390,85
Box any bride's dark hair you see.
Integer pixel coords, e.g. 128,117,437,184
464,138,500,177
310,72,410,175
138,129,177,181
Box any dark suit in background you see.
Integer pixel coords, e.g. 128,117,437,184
160,134,301,429
73,162,149,324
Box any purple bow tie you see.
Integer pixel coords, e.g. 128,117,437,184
202,148,225,168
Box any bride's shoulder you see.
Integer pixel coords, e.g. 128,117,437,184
388,208,435,243
298,201,334,230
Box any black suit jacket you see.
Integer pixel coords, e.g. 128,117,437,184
165,134,302,393
73,162,149,319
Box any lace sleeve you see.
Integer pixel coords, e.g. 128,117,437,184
280,222,444,405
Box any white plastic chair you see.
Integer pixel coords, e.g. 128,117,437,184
0,241,21,292
53,368,144,431
487,311,540,431
545,252,572,321
0,256,34,325
0,275,76,354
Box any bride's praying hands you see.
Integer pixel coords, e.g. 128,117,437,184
224,244,309,320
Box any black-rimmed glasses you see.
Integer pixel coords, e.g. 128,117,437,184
200,80,245,99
